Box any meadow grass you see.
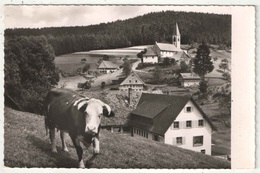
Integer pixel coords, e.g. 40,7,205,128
4,107,230,169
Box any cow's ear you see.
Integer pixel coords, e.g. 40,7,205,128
102,105,115,117
79,103,88,112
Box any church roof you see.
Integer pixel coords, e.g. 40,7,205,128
155,42,183,52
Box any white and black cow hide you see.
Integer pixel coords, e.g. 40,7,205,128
44,88,115,168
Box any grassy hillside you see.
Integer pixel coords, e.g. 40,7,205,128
4,107,230,168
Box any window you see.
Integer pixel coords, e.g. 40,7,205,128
201,150,206,154
198,120,204,127
186,121,192,128
129,80,131,83
186,106,192,112
193,136,203,147
176,137,183,145
173,122,179,129
135,80,138,83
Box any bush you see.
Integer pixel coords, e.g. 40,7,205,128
78,81,91,89
136,63,155,70
81,58,87,62
82,64,91,73
199,80,208,94
101,81,106,89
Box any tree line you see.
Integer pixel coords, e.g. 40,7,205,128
5,11,231,56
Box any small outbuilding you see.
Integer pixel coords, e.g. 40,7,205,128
179,73,201,87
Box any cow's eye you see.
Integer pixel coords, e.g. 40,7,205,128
98,114,102,118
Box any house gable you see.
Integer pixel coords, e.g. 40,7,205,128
120,71,145,86
164,99,214,155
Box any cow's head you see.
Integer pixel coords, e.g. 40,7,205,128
77,98,115,134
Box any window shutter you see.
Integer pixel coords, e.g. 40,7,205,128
182,137,185,145
193,120,198,128
172,138,176,145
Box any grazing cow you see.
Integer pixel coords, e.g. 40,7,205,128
44,88,115,168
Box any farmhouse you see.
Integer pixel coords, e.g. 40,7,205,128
129,93,216,155
142,48,158,64
98,60,119,74
119,71,146,91
179,73,201,87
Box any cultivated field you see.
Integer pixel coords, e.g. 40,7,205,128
4,107,230,168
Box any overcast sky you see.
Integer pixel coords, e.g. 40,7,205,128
4,5,232,29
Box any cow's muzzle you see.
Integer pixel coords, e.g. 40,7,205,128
85,126,98,135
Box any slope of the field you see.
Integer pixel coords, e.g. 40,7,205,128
4,107,230,169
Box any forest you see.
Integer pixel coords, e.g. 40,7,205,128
5,11,231,56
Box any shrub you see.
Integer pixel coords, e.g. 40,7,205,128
101,81,106,89
199,81,209,94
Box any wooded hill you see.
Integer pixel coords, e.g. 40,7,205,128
5,11,231,56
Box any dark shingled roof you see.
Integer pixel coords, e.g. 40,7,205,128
131,101,169,119
129,93,216,136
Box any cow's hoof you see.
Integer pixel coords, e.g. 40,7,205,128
79,160,85,168
62,147,69,152
51,149,58,153
93,148,100,154
85,160,93,167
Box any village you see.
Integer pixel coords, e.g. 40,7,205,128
55,23,231,160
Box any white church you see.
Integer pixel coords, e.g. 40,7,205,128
142,23,190,64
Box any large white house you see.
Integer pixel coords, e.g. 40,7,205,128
129,93,216,155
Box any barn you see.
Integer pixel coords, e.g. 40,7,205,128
129,93,216,155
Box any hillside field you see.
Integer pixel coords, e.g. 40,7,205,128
4,107,230,169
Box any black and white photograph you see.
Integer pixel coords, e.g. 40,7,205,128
2,3,256,170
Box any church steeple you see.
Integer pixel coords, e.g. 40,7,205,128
172,22,181,49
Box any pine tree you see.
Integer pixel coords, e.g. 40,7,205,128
193,42,214,81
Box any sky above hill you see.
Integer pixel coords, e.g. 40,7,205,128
4,5,232,29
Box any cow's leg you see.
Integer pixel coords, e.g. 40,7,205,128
86,135,99,167
70,135,85,168
60,131,69,152
49,128,57,153
93,135,100,154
